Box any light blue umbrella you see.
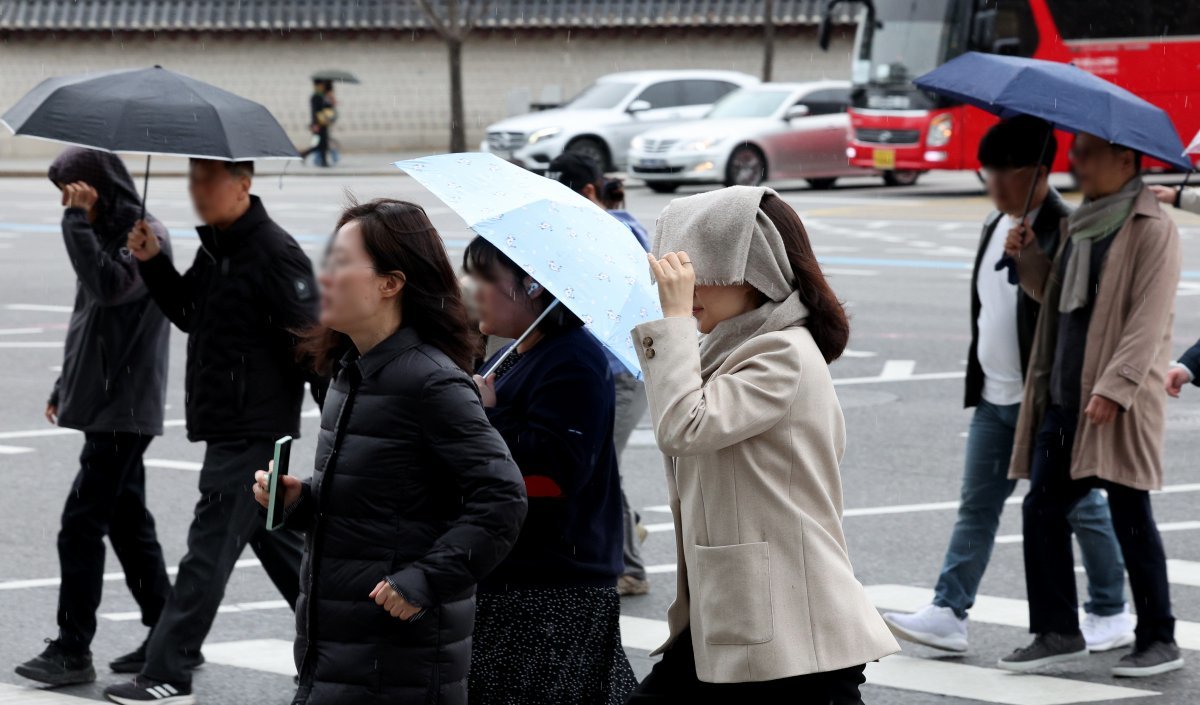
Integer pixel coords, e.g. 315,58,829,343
395,152,661,377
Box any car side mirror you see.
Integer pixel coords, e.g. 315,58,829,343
785,104,811,120
627,100,652,114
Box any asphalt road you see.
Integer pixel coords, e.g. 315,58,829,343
1,167,1199,704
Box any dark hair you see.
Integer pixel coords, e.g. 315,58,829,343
189,158,254,179
296,198,478,375
1109,143,1143,172
601,177,626,209
760,194,850,363
978,116,1056,170
462,236,584,338
547,152,604,195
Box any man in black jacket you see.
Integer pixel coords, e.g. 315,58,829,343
15,148,173,687
105,159,318,705
883,117,1130,655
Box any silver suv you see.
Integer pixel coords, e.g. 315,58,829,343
481,69,759,172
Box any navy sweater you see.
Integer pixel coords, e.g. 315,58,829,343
479,326,624,590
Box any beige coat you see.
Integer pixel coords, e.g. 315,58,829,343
1009,186,1181,490
632,316,898,683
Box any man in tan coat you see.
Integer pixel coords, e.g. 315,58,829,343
998,132,1183,678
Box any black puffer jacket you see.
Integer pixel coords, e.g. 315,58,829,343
138,195,318,441
285,326,527,705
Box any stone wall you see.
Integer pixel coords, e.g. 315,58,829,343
0,28,854,157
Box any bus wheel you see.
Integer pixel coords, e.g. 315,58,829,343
883,170,921,187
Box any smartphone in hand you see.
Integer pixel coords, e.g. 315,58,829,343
266,436,293,531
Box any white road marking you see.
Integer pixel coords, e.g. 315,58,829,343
642,505,671,513
865,655,1157,704
4,304,72,313
0,341,63,348
867,584,1200,651
0,683,98,703
0,558,261,591
0,445,34,454
841,348,878,358
620,615,670,651
823,267,879,277
204,638,296,676
836,371,966,386
1166,559,1200,588
995,521,1200,545
644,522,674,534
879,359,917,379
103,599,289,622
144,459,203,471
0,327,43,335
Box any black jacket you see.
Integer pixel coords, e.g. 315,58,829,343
965,188,1072,408
286,327,527,705
1180,338,1200,385
138,196,318,441
47,148,172,435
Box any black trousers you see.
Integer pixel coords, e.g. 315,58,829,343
625,629,866,704
142,438,304,685
57,432,170,652
1024,405,1175,647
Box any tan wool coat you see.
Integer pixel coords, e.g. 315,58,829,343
632,316,899,683
1009,186,1182,490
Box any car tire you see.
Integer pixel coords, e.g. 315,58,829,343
806,177,838,190
646,182,680,194
564,137,611,171
883,170,921,187
724,144,767,187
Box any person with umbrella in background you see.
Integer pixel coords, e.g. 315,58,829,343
999,133,1183,677
301,80,336,168
14,148,173,687
883,117,1132,656
545,152,652,597
104,159,320,705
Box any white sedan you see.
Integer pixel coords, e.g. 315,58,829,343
627,81,875,193
481,69,758,172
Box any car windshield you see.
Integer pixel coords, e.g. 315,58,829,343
854,0,965,87
705,89,792,119
566,82,636,109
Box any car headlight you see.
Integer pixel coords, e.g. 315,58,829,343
630,135,647,151
528,127,562,145
679,136,725,152
926,114,953,148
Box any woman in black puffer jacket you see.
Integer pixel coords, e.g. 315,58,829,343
253,198,527,705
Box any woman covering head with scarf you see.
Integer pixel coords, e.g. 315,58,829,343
625,186,897,702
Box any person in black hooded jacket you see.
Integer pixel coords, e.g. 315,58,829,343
105,159,320,705
15,148,173,688
253,198,526,705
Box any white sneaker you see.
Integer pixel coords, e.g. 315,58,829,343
1082,605,1136,652
882,604,968,652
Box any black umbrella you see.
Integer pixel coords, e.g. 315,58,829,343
1,65,299,217
310,70,360,84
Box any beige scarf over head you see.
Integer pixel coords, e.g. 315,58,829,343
654,185,808,379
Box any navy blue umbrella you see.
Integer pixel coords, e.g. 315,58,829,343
915,52,1192,281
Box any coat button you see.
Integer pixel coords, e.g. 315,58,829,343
645,348,656,359
642,336,654,346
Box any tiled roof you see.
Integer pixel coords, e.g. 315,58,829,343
0,0,857,32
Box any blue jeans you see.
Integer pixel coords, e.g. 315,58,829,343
932,400,1126,619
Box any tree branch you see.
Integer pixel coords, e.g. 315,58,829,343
414,0,452,38
462,0,493,38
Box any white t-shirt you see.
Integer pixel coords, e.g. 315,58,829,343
975,209,1037,406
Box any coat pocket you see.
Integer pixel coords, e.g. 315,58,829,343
694,541,774,645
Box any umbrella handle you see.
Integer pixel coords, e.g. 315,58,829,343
481,299,562,378
139,154,151,221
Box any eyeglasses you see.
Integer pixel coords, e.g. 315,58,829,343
321,257,376,276
979,165,1035,182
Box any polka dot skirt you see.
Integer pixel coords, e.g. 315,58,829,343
469,586,638,705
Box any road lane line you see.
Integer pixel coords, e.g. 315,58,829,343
103,599,289,622
0,341,63,348
0,445,34,454
4,304,72,313
144,459,203,471
0,558,261,591
867,584,1200,651
865,655,1157,704
0,327,44,335
879,360,917,379
204,638,296,676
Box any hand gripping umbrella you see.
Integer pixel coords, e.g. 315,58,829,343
396,152,661,378
2,65,299,219
914,52,1192,281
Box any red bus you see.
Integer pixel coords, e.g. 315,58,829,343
819,0,1200,184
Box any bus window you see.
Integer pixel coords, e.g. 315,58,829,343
1044,0,1200,41
972,0,1039,57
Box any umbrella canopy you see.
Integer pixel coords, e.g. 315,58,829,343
1185,130,1200,156
395,152,660,377
2,65,298,160
914,52,1192,171
311,70,360,84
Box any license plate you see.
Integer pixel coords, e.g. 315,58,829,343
638,158,668,168
873,148,896,170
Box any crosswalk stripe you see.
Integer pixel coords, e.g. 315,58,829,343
103,598,289,621
204,638,296,675
0,558,262,591
1167,559,1200,588
866,584,1200,651
144,459,203,471
865,655,1157,704
0,445,33,454
0,683,95,703
620,615,670,652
